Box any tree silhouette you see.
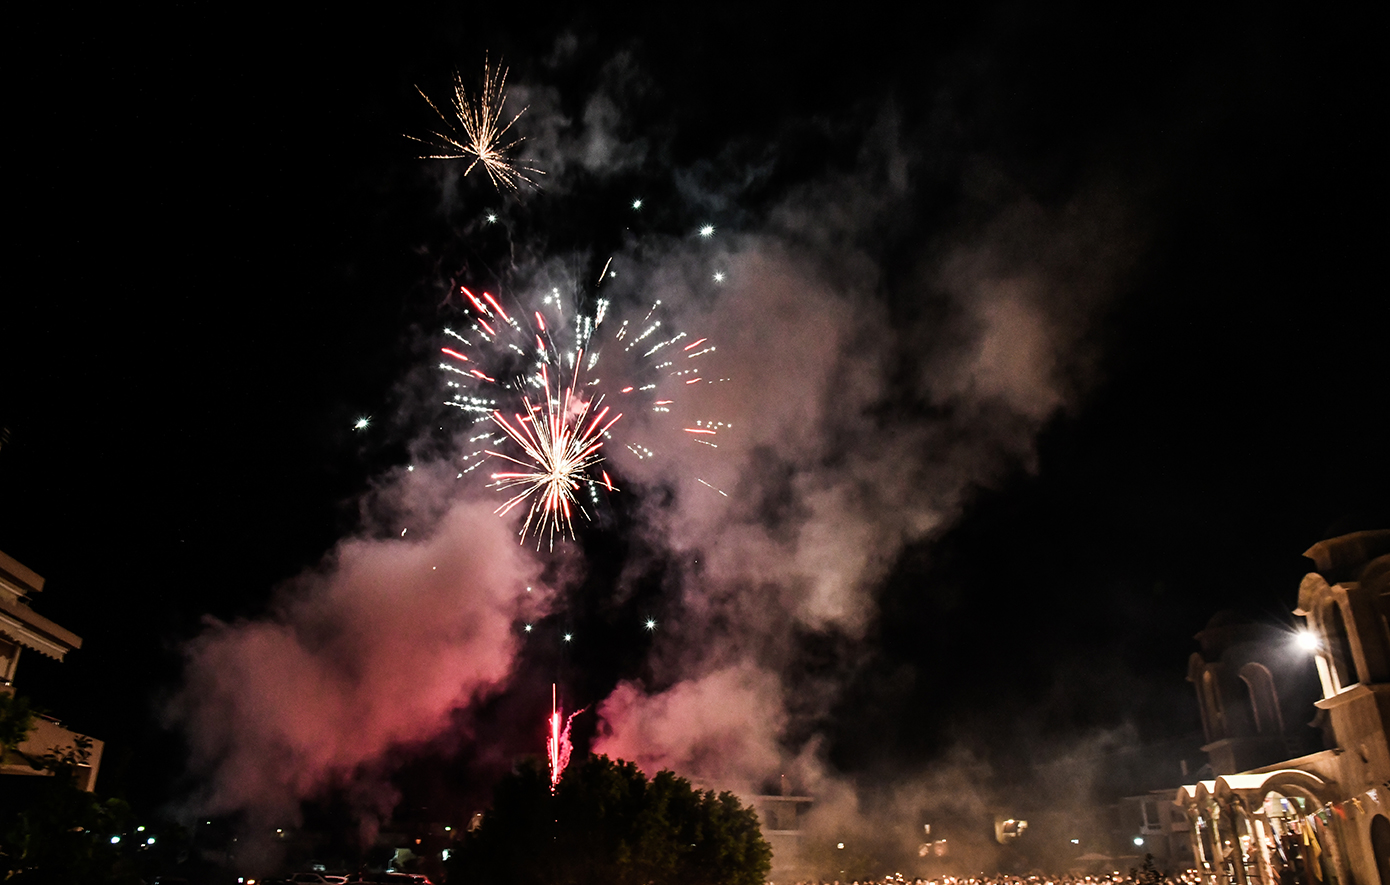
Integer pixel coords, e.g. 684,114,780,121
450,755,772,885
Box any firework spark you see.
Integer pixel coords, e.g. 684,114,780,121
547,683,584,793
440,278,726,543
409,58,543,192
487,359,622,544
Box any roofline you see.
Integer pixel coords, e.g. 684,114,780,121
0,550,45,597
0,595,82,660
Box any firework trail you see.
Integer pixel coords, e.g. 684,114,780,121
439,280,728,544
547,683,584,793
408,57,544,192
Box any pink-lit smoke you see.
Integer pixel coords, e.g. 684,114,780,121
166,467,549,827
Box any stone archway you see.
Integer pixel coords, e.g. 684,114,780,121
1370,814,1390,885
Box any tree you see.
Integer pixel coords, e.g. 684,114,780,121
0,708,141,884
0,692,35,757
449,755,772,885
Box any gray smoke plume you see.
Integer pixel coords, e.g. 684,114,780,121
593,158,1139,791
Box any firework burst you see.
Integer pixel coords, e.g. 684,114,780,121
439,278,727,545
409,58,544,191
487,358,622,543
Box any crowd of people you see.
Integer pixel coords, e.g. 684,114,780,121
774,870,1205,885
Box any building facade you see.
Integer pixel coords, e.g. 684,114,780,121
1175,530,1390,885
0,549,104,792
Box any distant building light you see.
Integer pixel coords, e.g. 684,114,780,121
1133,836,1144,846
837,842,845,850
146,837,156,845
110,836,121,844
1296,630,1320,652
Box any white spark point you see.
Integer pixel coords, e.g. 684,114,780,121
486,213,497,223
354,417,370,430
563,633,572,642
524,624,533,633
712,271,725,283
698,225,715,238
401,528,408,536
632,199,643,209
407,465,415,472
644,618,656,631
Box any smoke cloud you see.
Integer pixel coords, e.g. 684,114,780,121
592,169,1139,785
168,41,1146,872
166,468,549,827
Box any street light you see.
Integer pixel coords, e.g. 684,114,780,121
1295,625,1338,698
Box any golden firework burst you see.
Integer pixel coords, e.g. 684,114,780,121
409,57,544,192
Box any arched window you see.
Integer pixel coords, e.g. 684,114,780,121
1239,662,1283,734
1203,670,1226,738
1326,603,1360,690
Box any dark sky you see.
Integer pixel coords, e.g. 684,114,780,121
3,0,1385,837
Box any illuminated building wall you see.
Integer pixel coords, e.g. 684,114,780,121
0,549,105,792
1176,530,1390,885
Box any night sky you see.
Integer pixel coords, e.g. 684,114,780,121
3,0,1385,857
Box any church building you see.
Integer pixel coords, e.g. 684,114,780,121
1175,530,1390,885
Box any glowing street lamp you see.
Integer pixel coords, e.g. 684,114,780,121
1295,624,1337,698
